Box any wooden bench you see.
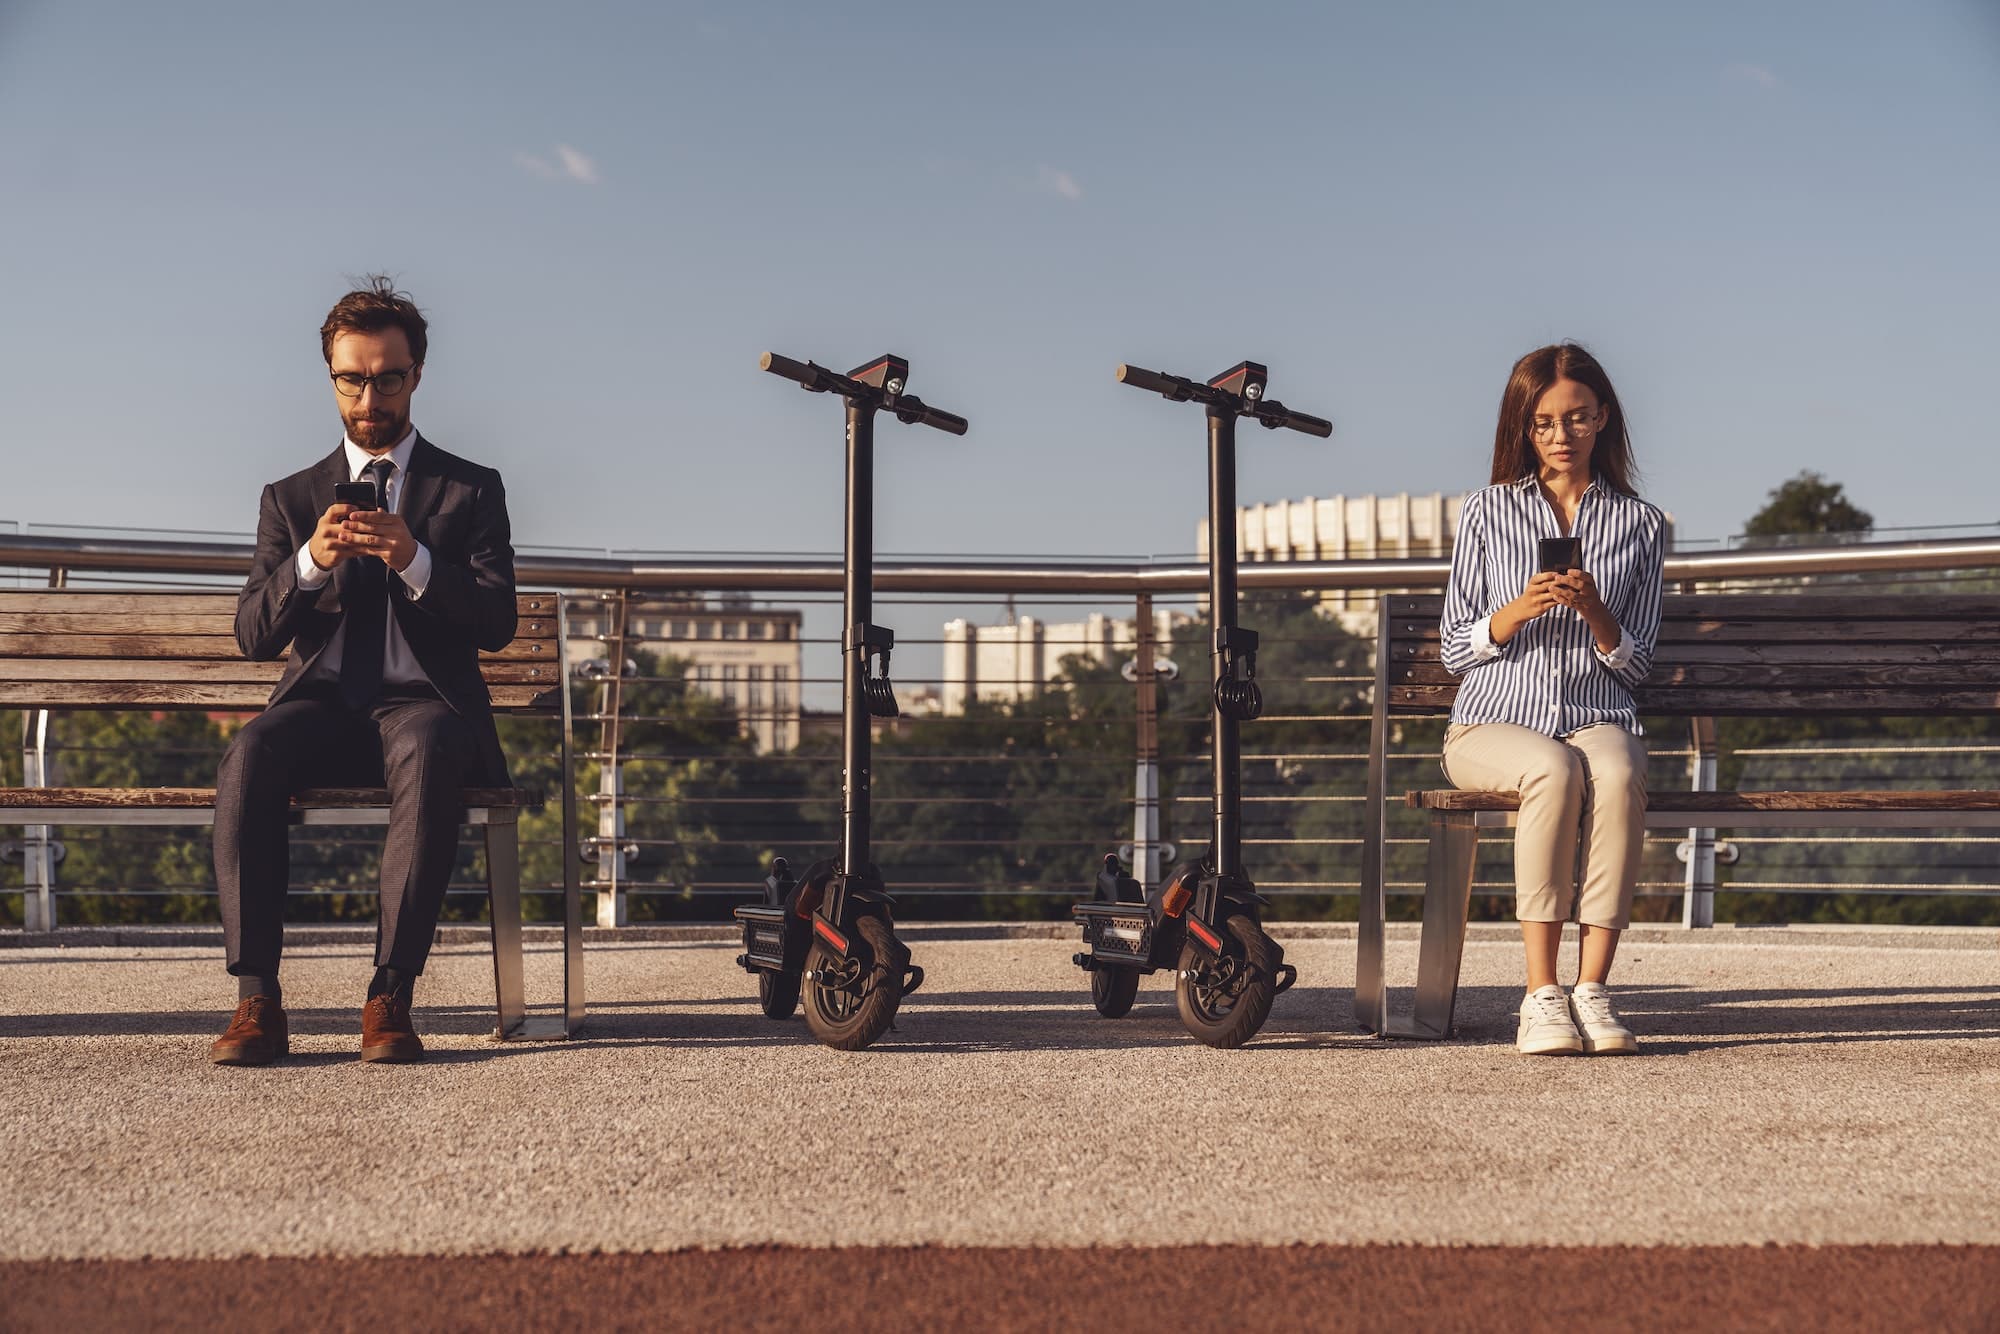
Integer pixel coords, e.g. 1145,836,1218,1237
0,587,583,1039
1356,591,2000,1039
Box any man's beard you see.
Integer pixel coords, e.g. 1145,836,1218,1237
343,406,408,450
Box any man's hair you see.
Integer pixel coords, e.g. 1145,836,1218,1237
320,275,428,366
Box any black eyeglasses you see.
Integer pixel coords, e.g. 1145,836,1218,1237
330,367,415,398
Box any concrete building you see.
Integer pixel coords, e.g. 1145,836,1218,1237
941,608,1189,714
566,596,803,752
1197,491,1468,634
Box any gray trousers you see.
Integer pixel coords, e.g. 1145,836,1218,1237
213,685,480,981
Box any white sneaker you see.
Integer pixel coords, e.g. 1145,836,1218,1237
1569,982,1638,1054
1516,984,1583,1055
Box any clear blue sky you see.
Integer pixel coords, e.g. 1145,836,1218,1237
3,1,1997,556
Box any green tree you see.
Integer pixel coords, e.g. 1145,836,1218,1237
1740,471,1873,545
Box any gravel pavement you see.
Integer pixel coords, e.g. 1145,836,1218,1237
2,928,1996,1261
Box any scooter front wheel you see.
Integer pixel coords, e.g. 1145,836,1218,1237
1175,915,1283,1049
758,967,801,1019
803,913,908,1050
1090,965,1141,1018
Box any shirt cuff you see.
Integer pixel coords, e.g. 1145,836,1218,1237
295,542,332,589
1595,626,1635,669
396,543,433,599
1470,615,1503,661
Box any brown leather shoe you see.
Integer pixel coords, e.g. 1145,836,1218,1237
210,995,289,1066
361,992,424,1063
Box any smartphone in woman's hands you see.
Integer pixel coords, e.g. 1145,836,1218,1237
1538,537,1581,573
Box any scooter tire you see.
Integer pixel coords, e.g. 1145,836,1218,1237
757,967,801,1020
1174,915,1283,1049
1090,965,1141,1019
803,913,908,1050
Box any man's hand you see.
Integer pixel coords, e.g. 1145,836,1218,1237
341,509,420,573
1490,571,1565,645
308,503,364,570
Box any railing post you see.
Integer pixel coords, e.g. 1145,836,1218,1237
1681,714,1719,928
1131,593,1161,890
20,567,66,933
594,590,630,928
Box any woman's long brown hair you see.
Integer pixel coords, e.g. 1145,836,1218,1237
1488,342,1637,494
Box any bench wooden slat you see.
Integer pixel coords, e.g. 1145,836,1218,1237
0,634,558,660
0,612,558,640
1382,593,2000,620
1388,684,2000,715
1388,619,2000,644
0,786,540,809
1390,662,2000,689
0,590,561,616
0,659,559,684
1391,640,2000,666
1408,789,2000,813
0,682,560,709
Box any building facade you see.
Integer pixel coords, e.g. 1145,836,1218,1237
565,595,803,752
940,608,1189,714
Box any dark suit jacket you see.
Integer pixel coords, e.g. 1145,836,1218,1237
234,435,518,785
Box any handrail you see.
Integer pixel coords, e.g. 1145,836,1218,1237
5,533,2000,594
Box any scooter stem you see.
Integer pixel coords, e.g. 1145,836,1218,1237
1208,404,1242,879
842,396,875,879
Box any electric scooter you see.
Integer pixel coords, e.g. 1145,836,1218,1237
733,351,966,1050
1072,361,1330,1048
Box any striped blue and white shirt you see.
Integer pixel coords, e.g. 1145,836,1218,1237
1440,476,1667,737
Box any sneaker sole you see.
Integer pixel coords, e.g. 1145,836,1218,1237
1516,1033,1584,1056
1580,1034,1640,1055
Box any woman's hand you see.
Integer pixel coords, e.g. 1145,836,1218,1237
1550,570,1622,653
1489,572,1565,645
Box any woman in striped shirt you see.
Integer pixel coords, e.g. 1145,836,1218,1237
1439,343,1667,1056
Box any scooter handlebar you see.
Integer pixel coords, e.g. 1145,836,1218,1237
759,351,829,390
1259,401,1333,438
895,396,970,436
1115,363,1190,398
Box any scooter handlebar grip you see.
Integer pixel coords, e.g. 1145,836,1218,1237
1280,409,1333,438
917,404,969,436
759,351,820,388
1115,363,1181,397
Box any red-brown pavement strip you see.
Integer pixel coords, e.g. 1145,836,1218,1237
3,1246,1996,1333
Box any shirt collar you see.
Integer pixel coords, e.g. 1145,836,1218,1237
342,425,417,481
1516,472,1608,499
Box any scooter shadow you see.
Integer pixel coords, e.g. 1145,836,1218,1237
874,984,1386,1053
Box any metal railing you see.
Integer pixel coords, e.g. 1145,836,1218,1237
6,531,2000,930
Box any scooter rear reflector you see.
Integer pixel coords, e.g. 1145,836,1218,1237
1188,918,1223,952
813,918,850,954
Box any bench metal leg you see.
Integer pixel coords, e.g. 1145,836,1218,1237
1376,811,1479,1040
486,814,529,1039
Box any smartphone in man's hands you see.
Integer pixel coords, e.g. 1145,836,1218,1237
1538,537,1581,574
333,480,380,511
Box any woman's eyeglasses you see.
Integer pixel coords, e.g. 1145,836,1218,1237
1530,411,1600,441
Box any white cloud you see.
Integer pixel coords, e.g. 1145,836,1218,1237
1725,63,1782,91
515,144,601,185
555,143,600,185
1036,165,1084,201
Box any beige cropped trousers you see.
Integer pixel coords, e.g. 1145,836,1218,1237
1440,721,1649,929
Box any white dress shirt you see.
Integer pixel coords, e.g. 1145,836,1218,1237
294,428,436,689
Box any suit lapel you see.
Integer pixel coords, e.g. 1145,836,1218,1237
399,434,447,535
310,442,348,524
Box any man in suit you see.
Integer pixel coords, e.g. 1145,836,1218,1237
209,277,517,1066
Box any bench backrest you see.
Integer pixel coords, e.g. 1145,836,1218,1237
0,589,565,711
1380,592,2000,718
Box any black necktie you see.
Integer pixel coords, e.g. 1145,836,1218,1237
339,457,396,709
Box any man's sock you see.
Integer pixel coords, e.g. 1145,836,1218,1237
237,975,281,1004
